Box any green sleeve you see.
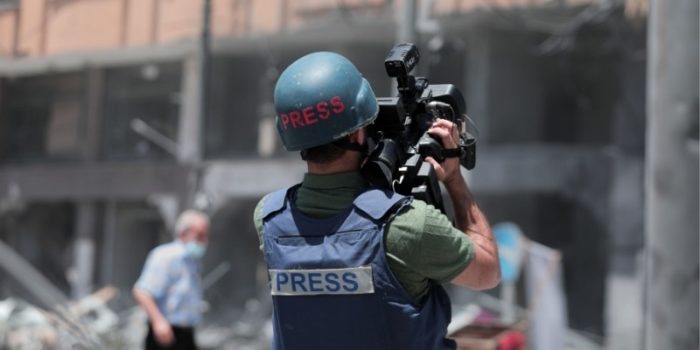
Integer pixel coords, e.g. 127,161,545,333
385,200,475,300
417,202,475,283
253,196,266,251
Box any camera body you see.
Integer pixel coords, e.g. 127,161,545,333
362,43,477,213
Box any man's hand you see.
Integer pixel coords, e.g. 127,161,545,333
425,118,463,186
133,288,177,346
152,317,175,346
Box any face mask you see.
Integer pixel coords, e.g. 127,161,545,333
184,242,207,259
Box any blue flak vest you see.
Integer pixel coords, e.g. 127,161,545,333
261,186,456,350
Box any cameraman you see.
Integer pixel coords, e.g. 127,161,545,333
253,52,500,350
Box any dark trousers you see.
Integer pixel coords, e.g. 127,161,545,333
145,324,197,350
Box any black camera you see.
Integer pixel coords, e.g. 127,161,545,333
362,43,477,213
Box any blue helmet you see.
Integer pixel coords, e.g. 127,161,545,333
273,52,379,151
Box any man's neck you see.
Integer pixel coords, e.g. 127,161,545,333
307,162,358,175
307,155,361,175
306,152,361,175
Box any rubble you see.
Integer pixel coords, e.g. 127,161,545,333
0,287,129,349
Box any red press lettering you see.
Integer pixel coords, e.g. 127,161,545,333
281,97,346,130
330,96,345,114
302,106,317,126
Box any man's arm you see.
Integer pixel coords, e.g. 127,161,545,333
133,250,176,346
443,174,500,289
426,119,501,290
132,288,174,346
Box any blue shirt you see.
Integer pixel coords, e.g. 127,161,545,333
135,240,203,326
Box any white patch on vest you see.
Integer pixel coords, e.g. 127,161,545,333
269,266,374,296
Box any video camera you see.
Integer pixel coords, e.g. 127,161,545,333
362,43,478,214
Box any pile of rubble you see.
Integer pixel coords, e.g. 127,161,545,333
0,287,144,350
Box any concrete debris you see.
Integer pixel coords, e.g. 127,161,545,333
0,298,57,349
0,287,122,349
0,289,274,350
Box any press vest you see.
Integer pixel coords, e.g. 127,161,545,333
261,186,456,350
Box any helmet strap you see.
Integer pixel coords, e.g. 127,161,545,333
333,137,368,157
299,137,368,161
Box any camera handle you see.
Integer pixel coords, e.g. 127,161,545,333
394,154,446,214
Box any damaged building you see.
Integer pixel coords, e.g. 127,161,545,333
0,0,649,347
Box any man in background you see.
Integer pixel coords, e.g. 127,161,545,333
133,210,209,350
